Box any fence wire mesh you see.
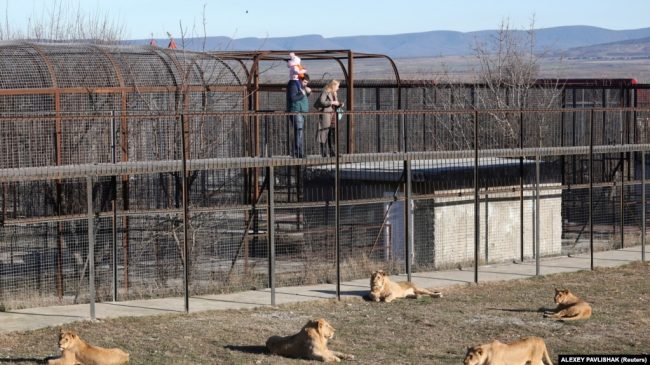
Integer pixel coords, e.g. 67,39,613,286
0,43,649,310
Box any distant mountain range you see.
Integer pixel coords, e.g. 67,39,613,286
131,26,650,59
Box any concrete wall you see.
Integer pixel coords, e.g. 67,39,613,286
430,185,562,268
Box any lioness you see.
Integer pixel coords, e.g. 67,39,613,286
464,336,553,365
57,329,129,365
543,288,592,321
47,348,78,365
266,318,354,362
369,270,442,303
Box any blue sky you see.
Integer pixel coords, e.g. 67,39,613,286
5,0,650,39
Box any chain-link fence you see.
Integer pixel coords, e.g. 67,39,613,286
2,107,650,313
1,43,649,313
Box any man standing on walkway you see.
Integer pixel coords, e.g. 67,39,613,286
286,73,311,158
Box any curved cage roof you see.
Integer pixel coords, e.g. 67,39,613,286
0,42,248,91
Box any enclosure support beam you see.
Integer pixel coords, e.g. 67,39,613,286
180,111,191,313
635,151,646,262
86,177,96,320
474,110,479,283
589,109,594,270
267,166,276,305
560,89,566,186
405,159,412,281
30,43,66,300
485,187,489,262
111,114,118,302
252,56,262,273
335,117,341,300
620,151,625,250
88,48,125,304
535,154,541,276
347,51,355,154
621,88,626,250
519,109,524,262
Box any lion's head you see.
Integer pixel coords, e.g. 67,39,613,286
554,288,575,304
463,346,487,365
370,270,388,291
305,319,336,341
58,329,79,351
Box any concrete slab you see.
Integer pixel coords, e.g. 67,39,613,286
1,245,646,333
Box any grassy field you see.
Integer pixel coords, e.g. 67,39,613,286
1,262,649,364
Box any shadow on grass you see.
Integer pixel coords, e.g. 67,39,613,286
311,289,371,300
486,307,550,313
0,356,52,364
224,345,269,355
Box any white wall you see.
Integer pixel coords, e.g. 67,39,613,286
431,186,562,267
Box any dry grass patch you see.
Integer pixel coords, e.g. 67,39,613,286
1,262,649,364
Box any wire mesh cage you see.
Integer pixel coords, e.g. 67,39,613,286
0,42,648,311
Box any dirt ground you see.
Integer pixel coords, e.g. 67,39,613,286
1,262,649,364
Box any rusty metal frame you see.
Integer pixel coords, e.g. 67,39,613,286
206,50,402,217
26,43,66,300
90,45,126,301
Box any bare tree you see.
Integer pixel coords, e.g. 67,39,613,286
0,0,125,43
472,18,562,148
425,19,563,150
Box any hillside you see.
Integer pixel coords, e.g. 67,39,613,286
557,36,650,59
131,25,650,58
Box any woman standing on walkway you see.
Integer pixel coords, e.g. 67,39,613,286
316,79,342,157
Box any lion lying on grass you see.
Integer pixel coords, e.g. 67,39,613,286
266,318,355,362
48,329,129,365
543,288,592,321
464,336,553,365
369,270,442,303
47,347,77,365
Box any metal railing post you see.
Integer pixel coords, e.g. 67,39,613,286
86,176,96,320
641,151,646,262
335,117,341,300
267,166,276,305
110,111,118,302
620,149,625,249
180,112,190,313
474,110,480,283
519,109,524,262
405,158,412,281
535,154,541,276
589,109,594,270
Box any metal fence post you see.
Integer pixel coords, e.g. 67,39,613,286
86,176,96,320
335,116,341,300
589,108,594,270
474,110,479,283
405,158,412,281
485,188,489,263
110,111,118,302
267,166,276,305
519,109,524,262
641,151,646,262
535,154,541,276
180,112,190,313
621,152,625,250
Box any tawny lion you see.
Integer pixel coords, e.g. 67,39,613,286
52,329,129,365
369,270,442,303
47,347,77,365
543,288,592,321
464,336,553,365
266,318,355,362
